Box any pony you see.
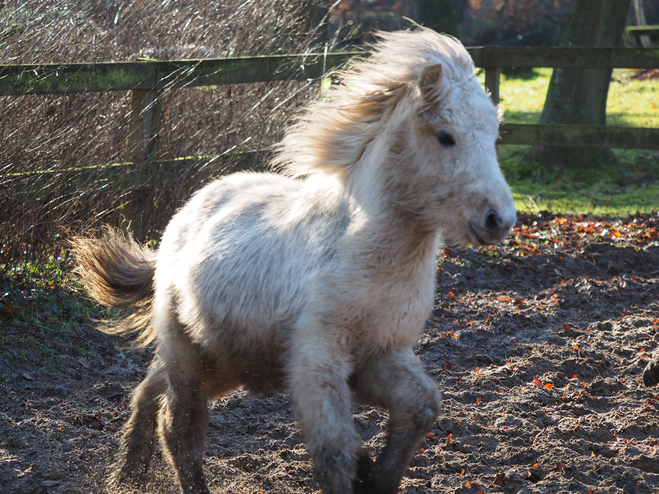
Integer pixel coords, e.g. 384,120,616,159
72,27,516,494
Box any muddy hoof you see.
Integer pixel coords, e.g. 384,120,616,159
643,357,659,387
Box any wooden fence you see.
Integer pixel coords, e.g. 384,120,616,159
2,46,659,237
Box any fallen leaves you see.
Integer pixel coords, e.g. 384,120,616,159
533,376,554,389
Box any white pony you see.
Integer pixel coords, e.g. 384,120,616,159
73,28,516,494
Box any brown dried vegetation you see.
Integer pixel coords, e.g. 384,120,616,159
1,0,323,262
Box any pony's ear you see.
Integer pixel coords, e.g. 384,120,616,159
418,63,443,102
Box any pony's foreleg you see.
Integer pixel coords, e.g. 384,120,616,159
351,348,442,494
289,337,361,494
110,359,167,489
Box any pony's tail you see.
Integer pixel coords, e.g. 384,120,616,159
70,226,157,348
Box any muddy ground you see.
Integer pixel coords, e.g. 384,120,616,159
1,212,659,494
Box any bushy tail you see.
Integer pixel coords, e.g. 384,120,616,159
70,226,157,348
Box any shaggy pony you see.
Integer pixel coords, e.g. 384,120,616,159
73,28,516,494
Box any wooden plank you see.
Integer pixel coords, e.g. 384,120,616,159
626,25,659,35
125,90,163,163
123,89,164,239
499,123,659,150
480,46,659,69
3,47,658,96
0,52,363,95
484,67,501,104
466,47,483,67
0,62,158,95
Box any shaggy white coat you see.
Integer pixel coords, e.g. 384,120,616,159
74,27,516,494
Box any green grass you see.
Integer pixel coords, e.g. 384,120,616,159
0,251,123,368
500,146,659,215
477,68,659,215
497,68,659,128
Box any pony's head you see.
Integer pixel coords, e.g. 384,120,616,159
274,27,516,246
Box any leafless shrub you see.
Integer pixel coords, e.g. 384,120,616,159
0,0,325,263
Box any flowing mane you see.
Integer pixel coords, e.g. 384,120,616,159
272,27,477,178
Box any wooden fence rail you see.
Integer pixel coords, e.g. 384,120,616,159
0,53,359,95
2,46,659,237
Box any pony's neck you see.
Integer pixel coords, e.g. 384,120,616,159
344,159,440,269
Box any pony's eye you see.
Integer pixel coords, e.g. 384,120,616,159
437,130,456,147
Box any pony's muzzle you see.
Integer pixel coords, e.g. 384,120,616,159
469,208,516,245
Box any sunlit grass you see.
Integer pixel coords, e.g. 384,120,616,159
498,67,550,124
492,68,659,128
499,144,659,215
510,182,659,215
607,70,659,128
475,68,659,215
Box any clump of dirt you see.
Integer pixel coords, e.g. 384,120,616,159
1,212,658,494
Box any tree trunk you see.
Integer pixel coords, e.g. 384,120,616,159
536,0,631,169
632,0,651,47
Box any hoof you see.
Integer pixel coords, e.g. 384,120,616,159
643,358,659,387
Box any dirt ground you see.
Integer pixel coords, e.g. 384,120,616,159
1,212,659,494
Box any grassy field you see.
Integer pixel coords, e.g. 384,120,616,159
487,68,659,215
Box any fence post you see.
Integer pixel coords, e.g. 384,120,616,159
485,67,501,105
122,88,163,240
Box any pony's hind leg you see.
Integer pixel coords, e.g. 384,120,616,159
351,348,442,494
157,329,211,494
110,359,167,489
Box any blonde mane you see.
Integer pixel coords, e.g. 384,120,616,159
272,27,477,178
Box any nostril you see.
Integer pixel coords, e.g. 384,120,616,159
484,211,501,232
